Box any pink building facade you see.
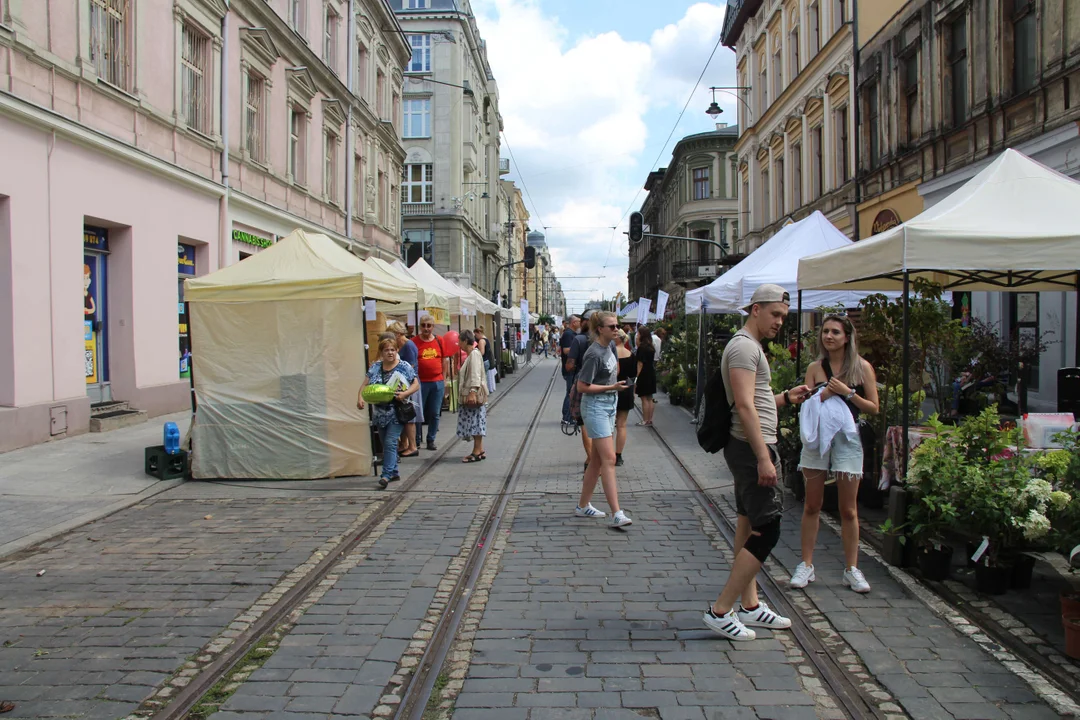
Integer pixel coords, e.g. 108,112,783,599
0,0,411,451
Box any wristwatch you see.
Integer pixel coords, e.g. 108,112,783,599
846,388,857,400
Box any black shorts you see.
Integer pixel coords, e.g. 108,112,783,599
723,437,783,527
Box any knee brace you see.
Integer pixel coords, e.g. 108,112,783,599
742,517,781,563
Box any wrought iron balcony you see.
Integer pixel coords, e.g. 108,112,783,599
672,259,723,282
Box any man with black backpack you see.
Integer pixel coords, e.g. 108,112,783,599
701,284,811,642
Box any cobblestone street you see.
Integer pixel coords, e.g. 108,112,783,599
0,358,1074,719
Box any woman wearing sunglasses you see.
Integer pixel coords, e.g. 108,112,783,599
575,311,632,528
791,314,879,594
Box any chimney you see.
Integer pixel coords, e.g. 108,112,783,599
716,123,728,129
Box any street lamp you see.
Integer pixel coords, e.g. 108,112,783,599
705,86,754,122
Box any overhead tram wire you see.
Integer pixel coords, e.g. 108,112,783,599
593,30,726,293
500,130,546,233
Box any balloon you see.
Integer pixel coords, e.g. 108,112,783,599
441,331,459,355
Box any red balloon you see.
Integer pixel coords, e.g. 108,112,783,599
441,331,459,355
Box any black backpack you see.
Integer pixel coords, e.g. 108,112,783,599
696,367,733,453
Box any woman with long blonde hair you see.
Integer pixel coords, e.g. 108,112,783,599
575,311,632,527
790,314,879,594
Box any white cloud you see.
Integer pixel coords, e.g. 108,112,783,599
473,0,734,311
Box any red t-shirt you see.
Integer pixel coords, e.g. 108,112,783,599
412,336,445,382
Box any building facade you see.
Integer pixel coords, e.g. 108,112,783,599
395,0,504,298
628,125,741,311
722,0,858,251
857,0,1079,410
0,0,410,451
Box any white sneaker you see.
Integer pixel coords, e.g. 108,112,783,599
703,607,756,642
843,566,871,593
575,504,606,518
610,510,633,528
789,562,816,589
737,601,792,630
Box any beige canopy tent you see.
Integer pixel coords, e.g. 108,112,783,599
797,148,1080,473
185,229,388,479
399,258,477,318
367,256,450,325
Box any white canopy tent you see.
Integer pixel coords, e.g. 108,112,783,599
395,258,477,318
617,301,656,324
366,256,449,324
686,211,888,314
797,148,1080,475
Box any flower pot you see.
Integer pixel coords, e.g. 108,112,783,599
917,544,953,581
974,563,1012,595
1065,618,1080,660
1061,590,1080,623
1009,554,1036,590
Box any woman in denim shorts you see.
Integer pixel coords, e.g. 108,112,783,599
790,314,879,594
574,311,632,528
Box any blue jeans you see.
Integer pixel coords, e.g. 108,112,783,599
417,380,445,444
562,373,575,423
379,422,404,480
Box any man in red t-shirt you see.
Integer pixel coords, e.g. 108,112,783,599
411,315,450,450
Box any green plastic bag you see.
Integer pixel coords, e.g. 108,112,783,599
362,383,396,404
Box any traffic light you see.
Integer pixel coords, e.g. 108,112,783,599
629,212,644,243
524,245,536,269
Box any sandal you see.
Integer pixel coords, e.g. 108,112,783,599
462,454,482,463
476,452,487,461
1,702,15,714
401,450,420,458
635,421,652,426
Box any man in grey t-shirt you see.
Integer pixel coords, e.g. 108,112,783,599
704,284,810,643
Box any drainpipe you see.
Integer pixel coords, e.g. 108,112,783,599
851,0,861,241
218,1,231,269
345,0,356,243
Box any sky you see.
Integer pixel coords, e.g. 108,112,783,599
472,0,739,314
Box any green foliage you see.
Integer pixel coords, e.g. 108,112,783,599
1043,429,1080,554
767,342,801,478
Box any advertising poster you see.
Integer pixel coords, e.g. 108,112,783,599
84,254,99,384
655,290,669,320
636,297,652,326
178,244,196,379
520,299,529,342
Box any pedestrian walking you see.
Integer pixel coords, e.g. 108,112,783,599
358,335,421,489
538,326,549,358
791,313,879,594
569,311,595,469
614,328,637,467
703,284,810,641
634,326,657,426
412,316,449,450
575,311,632,527
560,315,581,424
389,321,422,458
474,327,497,394
456,330,488,462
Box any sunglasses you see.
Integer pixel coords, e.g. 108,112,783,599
421,323,434,328
603,324,618,330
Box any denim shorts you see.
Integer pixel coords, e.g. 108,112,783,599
799,430,864,477
581,393,617,440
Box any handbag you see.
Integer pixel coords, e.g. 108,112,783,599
464,391,482,409
394,398,417,423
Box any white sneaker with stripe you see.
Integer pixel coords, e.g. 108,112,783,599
736,601,792,629
702,607,756,642
574,504,606,518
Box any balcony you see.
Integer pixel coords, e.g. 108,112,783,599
403,203,434,216
672,259,722,282
499,158,511,175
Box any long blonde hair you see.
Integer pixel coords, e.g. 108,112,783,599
589,311,616,342
816,314,865,386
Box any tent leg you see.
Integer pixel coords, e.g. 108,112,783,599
185,301,197,413
694,303,707,422
1074,276,1079,367
901,273,911,480
796,290,803,379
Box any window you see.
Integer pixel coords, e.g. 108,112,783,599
378,170,386,226
1013,1,1037,94
811,125,823,199
761,168,770,225
791,143,802,208
692,167,711,200
948,17,968,126
404,0,430,7
407,34,431,73
903,53,919,142
376,70,386,118
392,93,401,133
403,163,433,203
809,3,820,55
324,130,338,201
834,0,846,33
245,72,265,162
290,108,307,185
89,0,130,89
324,5,338,73
772,49,783,101
758,61,768,112
353,153,363,216
864,84,878,168
789,27,800,78
180,23,211,134
289,0,306,36
775,158,784,216
836,106,850,181
403,98,430,137
357,44,369,100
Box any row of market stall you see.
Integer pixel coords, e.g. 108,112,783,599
181,230,522,480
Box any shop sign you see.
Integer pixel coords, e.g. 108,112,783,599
425,307,449,326
231,229,273,248
871,209,901,235
84,226,108,251
177,243,197,276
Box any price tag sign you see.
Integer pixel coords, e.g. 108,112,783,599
365,300,377,321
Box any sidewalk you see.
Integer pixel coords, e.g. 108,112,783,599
0,411,191,558
647,393,1066,720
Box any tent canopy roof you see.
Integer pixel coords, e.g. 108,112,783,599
356,257,420,307
185,229,367,302
686,211,882,314
798,149,1080,292
398,258,477,316
367,257,449,312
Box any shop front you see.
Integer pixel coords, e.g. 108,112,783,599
83,226,111,403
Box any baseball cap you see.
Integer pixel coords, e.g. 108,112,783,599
741,284,791,313
581,309,596,321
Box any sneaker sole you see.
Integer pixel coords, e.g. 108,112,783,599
740,617,793,629
789,570,815,588
844,578,871,593
702,615,756,641
611,519,633,528
575,511,606,518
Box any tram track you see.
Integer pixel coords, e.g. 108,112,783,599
149,359,551,720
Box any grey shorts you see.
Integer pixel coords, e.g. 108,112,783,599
723,437,783,527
